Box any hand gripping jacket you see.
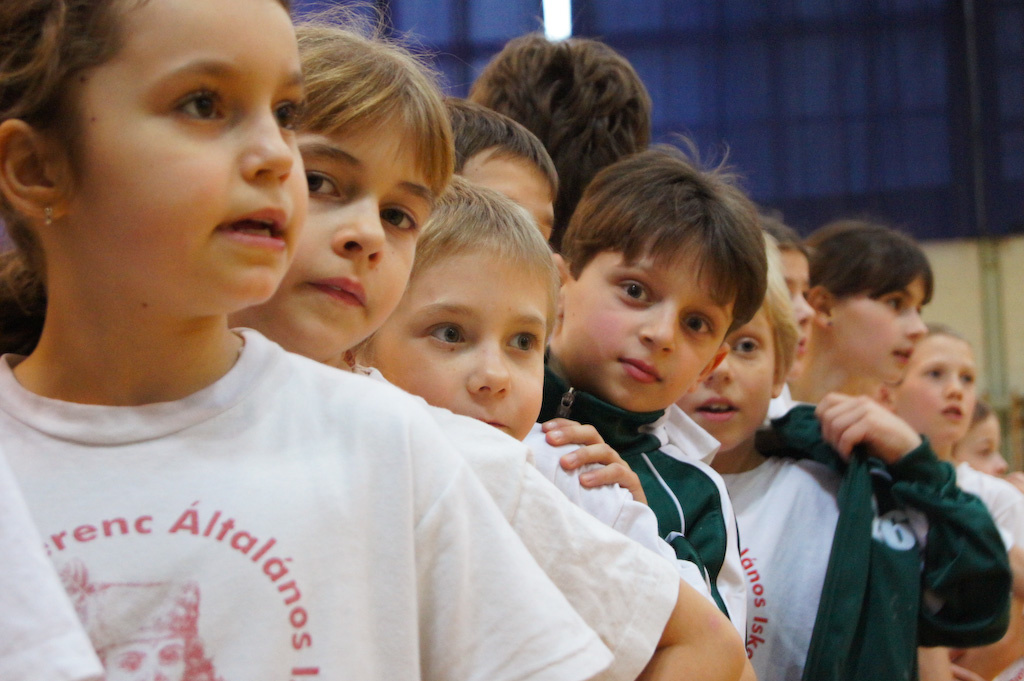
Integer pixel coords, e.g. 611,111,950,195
758,405,1012,681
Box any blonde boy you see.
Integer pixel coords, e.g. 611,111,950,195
541,144,768,633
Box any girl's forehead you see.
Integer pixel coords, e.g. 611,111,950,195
912,334,975,365
345,116,444,192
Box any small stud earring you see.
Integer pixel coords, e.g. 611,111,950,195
44,206,53,225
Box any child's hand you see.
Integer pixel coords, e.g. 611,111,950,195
815,393,922,465
542,418,647,505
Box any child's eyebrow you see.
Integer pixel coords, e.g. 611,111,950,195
298,141,434,205
418,302,479,319
418,302,546,330
167,59,303,90
511,312,548,330
299,141,360,168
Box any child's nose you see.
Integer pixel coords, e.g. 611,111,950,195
640,306,677,352
469,346,511,395
905,309,928,340
241,113,296,184
331,197,385,263
794,293,815,325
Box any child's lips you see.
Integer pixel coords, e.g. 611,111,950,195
474,417,510,434
621,358,660,383
217,206,288,249
311,277,366,307
942,405,964,420
696,399,738,422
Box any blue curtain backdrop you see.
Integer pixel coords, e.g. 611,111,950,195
294,0,1024,240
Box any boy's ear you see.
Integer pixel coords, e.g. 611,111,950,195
875,382,897,411
551,252,572,286
771,374,786,400
550,253,572,330
805,285,834,329
0,119,69,223
688,342,729,393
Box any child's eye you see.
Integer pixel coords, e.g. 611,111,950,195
621,281,647,301
306,172,337,196
733,337,759,354
683,315,711,335
509,333,538,352
430,324,463,344
178,90,221,119
926,368,944,380
885,296,905,311
381,207,417,231
274,100,304,130
962,372,975,385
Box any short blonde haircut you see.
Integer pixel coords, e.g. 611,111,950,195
411,176,560,331
762,235,799,386
296,18,453,197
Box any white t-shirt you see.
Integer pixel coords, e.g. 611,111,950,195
956,462,1024,550
0,330,611,681
0,448,103,681
722,457,841,681
357,366,682,681
523,422,714,602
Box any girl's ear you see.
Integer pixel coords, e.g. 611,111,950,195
876,382,897,412
0,119,69,223
805,285,834,330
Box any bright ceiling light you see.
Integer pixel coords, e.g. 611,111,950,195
543,0,572,40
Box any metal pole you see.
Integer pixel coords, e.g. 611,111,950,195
962,0,1013,462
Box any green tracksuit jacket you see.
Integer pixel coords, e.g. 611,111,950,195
758,405,1011,681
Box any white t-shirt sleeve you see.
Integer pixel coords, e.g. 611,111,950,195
443,422,676,681
414,453,612,681
0,450,103,681
524,426,714,601
956,462,1024,551
512,466,679,681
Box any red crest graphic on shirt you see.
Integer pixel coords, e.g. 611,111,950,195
60,562,222,681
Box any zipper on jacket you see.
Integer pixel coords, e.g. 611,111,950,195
557,387,576,418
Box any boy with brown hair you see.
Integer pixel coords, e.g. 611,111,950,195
468,33,651,250
447,98,558,239
538,144,767,634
